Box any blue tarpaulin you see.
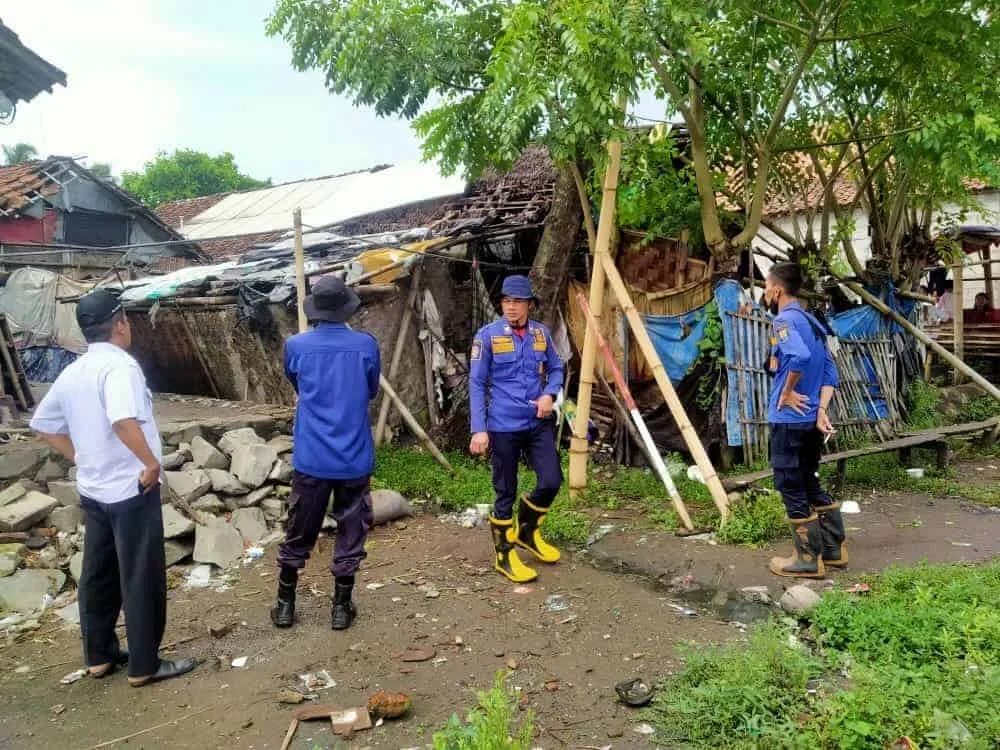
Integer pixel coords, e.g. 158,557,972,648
642,303,710,384
828,282,915,340
716,280,753,446
19,347,78,383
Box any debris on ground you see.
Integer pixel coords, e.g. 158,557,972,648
633,722,656,735
231,656,249,668
401,646,436,663
367,690,411,720
330,707,372,736
780,585,822,616
59,669,86,685
277,688,306,705
299,670,336,691
545,594,569,612
615,678,654,707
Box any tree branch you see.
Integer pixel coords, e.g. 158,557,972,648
570,161,597,252
754,12,810,36
773,124,923,154
818,24,909,43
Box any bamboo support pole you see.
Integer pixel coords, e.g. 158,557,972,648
569,111,624,493
293,208,308,332
842,281,1000,402
374,263,423,445
579,294,694,530
599,252,731,520
952,263,965,385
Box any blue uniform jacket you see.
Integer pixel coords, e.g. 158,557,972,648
284,322,381,479
469,318,564,434
768,302,840,425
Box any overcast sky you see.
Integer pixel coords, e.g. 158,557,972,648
2,1,425,183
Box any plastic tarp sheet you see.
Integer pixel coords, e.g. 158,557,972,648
0,268,89,353
642,302,711,385
19,346,79,382
716,279,754,446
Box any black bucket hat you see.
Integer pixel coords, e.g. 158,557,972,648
303,275,361,323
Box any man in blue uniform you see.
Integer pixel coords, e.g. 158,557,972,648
271,276,381,630
469,275,565,583
763,263,847,578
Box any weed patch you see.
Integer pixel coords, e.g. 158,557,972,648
648,560,1000,749
432,672,534,750
716,488,787,547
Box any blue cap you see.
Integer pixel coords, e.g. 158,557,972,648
500,275,536,300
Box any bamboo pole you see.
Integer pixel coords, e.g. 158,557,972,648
841,280,1000,402
952,263,965,385
599,252,731,519
293,208,308,332
374,263,423,445
569,109,624,493
579,294,695,530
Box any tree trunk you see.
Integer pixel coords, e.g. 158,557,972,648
530,163,582,330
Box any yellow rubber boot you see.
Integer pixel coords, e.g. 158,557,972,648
514,496,561,563
489,516,537,583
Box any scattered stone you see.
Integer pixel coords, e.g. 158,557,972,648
274,485,291,499
51,704,66,715
230,445,278,489
164,424,204,446
67,467,77,481
741,586,773,604
218,428,265,456
34,459,66,484
25,535,48,550
231,507,268,543
780,585,822,617
370,489,412,526
226,485,271,511
260,497,284,522
193,518,245,569
68,551,83,583
162,452,187,471
48,505,84,534
191,436,230,471
0,447,47,480
164,539,194,567
208,621,236,638
278,688,305,705
0,482,27,507
163,469,212,504
161,504,195,539
0,491,60,532
0,569,65,613
34,546,61,569
176,442,193,460
268,459,293,483
206,470,250,497
45,481,80,507
0,542,24,577
727,490,744,505
191,493,227,514
266,435,294,455
55,601,80,624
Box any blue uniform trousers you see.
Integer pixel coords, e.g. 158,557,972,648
489,420,562,520
770,423,833,519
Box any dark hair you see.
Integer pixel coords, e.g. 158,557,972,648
82,310,125,344
768,262,804,296
976,292,987,299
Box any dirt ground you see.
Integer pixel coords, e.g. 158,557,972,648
0,516,738,750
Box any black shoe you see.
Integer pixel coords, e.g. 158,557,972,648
331,581,356,631
270,579,297,628
128,657,197,687
769,515,826,578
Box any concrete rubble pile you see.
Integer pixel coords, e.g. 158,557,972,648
0,413,411,622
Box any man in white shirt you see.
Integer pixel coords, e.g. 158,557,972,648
30,289,196,687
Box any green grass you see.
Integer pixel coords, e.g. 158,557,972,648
716,488,788,547
432,672,534,750
648,560,1000,749
904,378,945,431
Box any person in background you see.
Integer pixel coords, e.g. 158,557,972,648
973,292,992,313
271,276,381,631
468,275,565,583
934,280,955,322
30,289,197,686
763,263,847,578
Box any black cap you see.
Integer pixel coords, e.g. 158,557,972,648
76,289,123,328
303,275,361,323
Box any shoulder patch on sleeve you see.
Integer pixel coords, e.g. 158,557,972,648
470,339,482,361
532,328,547,352
773,321,789,342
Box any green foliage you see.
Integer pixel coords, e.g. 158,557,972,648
615,133,705,247
647,623,820,748
648,561,1000,749
904,379,943,431
690,301,726,411
373,446,495,511
957,396,1000,425
1,142,38,165
88,162,113,180
716,488,787,547
120,149,269,207
432,672,535,750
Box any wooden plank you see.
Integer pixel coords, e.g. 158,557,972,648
900,416,999,438
723,431,947,491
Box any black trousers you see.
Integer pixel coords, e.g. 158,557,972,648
770,423,833,519
276,472,373,578
489,420,562,520
79,488,166,677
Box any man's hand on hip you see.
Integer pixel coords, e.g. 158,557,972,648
469,432,490,456
139,463,161,493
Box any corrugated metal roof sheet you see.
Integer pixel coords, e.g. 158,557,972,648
179,162,466,240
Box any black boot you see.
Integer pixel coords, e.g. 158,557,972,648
514,496,561,564
815,502,848,568
769,515,826,578
331,577,357,631
270,567,297,628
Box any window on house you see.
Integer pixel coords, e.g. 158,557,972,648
63,209,128,247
